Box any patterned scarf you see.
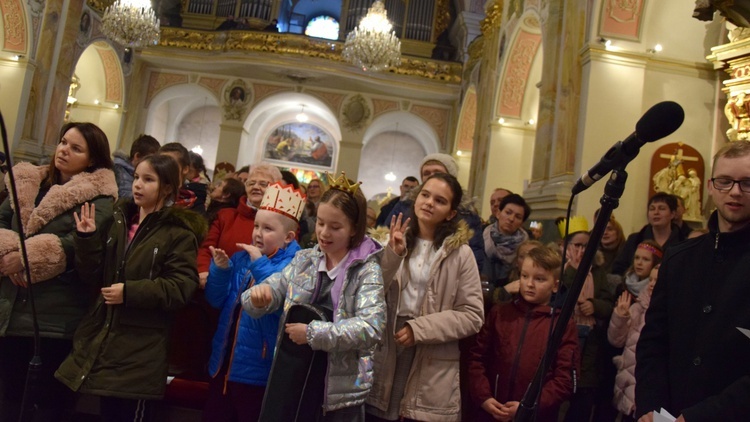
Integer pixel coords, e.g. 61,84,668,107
484,223,529,265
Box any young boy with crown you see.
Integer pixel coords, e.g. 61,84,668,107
202,182,305,421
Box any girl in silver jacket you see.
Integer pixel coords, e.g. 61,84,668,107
243,173,385,421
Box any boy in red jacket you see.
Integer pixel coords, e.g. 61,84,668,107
468,246,579,422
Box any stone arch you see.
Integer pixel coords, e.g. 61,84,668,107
455,85,477,153
358,110,439,199
68,41,126,151
0,0,29,55
495,10,543,123
144,83,221,146
239,91,341,169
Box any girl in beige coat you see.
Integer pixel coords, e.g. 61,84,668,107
366,173,484,422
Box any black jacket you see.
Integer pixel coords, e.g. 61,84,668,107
635,212,750,421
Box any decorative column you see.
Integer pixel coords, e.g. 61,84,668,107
522,0,587,218
708,27,750,142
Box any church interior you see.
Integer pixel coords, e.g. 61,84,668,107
1,0,748,239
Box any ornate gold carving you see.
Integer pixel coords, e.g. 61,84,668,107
481,0,504,37
341,94,370,132
725,91,750,141
86,0,115,12
224,79,251,121
155,28,462,83
434,0,451,42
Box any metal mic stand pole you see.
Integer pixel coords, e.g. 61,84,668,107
0,112,42,422
515,168,627,422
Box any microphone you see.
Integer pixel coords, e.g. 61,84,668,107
572,101,685,195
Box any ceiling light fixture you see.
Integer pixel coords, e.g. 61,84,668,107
296,105,309,122
101,0,160,64
342,1,401,72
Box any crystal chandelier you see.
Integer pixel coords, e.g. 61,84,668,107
343,1,401,72
102,0,160,62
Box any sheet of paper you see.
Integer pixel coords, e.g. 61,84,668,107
737,326,750,339
653,408,676,422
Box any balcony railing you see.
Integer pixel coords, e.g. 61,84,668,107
155,27,462,83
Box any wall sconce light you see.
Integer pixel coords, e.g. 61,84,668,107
94,99,100,105
498,118,505,124
12,55,24,61
113,104,120,109
597,37,611,48
647,43,663,54
456,150,463,156
526,118,535,126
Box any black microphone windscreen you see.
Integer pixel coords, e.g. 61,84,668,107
635,101,685,143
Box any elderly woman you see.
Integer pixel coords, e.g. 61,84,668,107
0,122,118,420
196,163,282,287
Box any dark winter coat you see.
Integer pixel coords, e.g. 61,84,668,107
0,163,117,338
55,200,207,400
468,298,579,422
635,212,750,421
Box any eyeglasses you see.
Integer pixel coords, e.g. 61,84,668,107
710,177,750,193
246,180,270,188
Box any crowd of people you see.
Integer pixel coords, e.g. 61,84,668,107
0,121,748,422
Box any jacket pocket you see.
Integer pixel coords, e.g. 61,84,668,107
118,308,168,329
415,356,460,411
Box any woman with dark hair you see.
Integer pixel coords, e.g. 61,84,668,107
56,154,207,420
366,173,484,422
0,122,118,420
186,150,210,215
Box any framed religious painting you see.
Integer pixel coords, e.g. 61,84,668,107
262,122,337,172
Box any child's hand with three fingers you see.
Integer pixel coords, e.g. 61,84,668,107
388,213,410,256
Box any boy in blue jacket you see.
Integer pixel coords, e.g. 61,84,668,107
203,182,305,421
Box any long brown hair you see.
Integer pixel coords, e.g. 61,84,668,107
405,172,463,253
45,122,113,187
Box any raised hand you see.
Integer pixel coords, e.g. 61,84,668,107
615,290,632,316
237,242,262,261
74,202,96,233
388,213,410,256
209,246,230,269
250,284,273,308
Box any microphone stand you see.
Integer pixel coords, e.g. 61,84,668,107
0,112,42,422
514,168,628,422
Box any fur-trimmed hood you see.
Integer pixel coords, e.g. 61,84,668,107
7,162,118,236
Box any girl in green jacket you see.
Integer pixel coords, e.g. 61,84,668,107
56,154,205,421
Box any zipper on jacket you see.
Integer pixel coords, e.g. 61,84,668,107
148,246,158,280
494,374,499,398
211,271,255,379
507,310,532,398
715,232,720,250
223,311,243,395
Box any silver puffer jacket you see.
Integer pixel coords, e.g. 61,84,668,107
242,237,386,412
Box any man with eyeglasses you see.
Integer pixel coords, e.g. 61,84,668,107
636,141,750,422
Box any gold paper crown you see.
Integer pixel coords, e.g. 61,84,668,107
557,216,589,238
260,182,307,222
325,171,362,195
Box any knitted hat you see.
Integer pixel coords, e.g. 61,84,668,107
420,153,458,178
